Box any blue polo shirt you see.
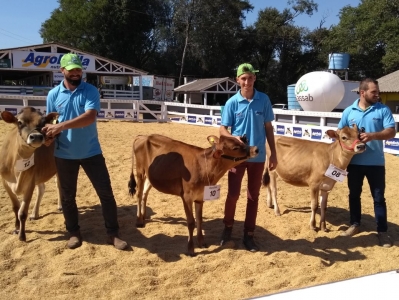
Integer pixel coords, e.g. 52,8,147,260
338,99,395,166
222,89,274,163
46,80,102,159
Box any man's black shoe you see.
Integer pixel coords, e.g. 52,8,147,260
220,226,233,246
243,232,259,252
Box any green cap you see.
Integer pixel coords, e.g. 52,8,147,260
60,53,83,70
236,63,259,77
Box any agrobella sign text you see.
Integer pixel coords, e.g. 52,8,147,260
12,51,95,71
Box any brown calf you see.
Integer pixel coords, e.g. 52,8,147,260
128,134,258,256
263,125,366,231
0,107,60,241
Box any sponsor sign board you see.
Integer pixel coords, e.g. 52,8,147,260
204,117,213,125
114,111,125,119
311,128,322,140
187,115,197,123
0,58,11,68
293,127,302,138
100,76,132,85
12,51,95,71
384,138,399,151
276,125,285,135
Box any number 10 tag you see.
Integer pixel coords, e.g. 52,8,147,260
203,185,221,201
324,164,348,182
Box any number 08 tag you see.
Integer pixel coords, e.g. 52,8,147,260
203,185,221,201
324,164,348,182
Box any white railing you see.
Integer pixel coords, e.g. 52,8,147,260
1,93,399,155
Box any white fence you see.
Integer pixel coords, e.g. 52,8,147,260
1,94,399,155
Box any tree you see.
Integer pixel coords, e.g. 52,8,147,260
40,0,168,69
250,0,318,102
324,0,399,78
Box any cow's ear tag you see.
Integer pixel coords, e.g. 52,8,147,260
207,136,215,146
207,135,219,146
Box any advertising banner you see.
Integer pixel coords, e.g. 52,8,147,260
100,76,132,85
12,51,95,71
133,75,175,101
0,58,11,68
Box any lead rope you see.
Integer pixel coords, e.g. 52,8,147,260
204,150,211,186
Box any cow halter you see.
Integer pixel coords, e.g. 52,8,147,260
220,135,250,161
221,154,248,162
340,139,361,151
340,126,364,151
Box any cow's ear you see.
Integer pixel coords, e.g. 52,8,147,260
326,129,338,139
213,149,223,159
45,113,59,124
207,135,219,146
0,111,17,124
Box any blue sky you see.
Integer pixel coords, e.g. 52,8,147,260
0,0,360,49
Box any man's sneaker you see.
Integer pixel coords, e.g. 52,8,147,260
340,225,360,237
220,226,233,246
378,232,392,248
67,230,82,249
243,232,259,252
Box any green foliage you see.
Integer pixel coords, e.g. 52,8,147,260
325,0,399,78
39,0,399,103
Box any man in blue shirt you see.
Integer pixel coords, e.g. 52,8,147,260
338,78,396,247
43,53,128,250
219,63,277,252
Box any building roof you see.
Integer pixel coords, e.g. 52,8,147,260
351,70,399,93
174,77,239,93
0,42,148,76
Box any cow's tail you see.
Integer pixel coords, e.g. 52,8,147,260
262,168,270,186
128,140,137,196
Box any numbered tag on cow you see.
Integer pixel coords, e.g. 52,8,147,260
14,154,35,172
203,185,221,201
324,164,348,182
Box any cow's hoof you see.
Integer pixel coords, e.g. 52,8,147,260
58,207,63,212
19,234,26,242
320,224,328,232
188,252,197,257
310,226,317,231
13,229,19,235
29,216,38,221
136,223,145,228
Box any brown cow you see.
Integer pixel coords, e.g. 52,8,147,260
263,125,366,231
128,134,259,256
0,107,60,241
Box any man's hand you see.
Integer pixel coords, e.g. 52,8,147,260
42,124,62,146
268,153,278,171
42,123,62,139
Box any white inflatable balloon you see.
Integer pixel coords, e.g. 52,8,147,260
295,71,345,112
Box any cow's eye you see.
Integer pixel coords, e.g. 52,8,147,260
341,136,347,140
17,121,23,127
232,146,240,150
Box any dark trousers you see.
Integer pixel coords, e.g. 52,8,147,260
347,164,387,232
223,161,265,234
55,154,120,236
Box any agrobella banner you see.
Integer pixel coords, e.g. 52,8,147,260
12,51,95,71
